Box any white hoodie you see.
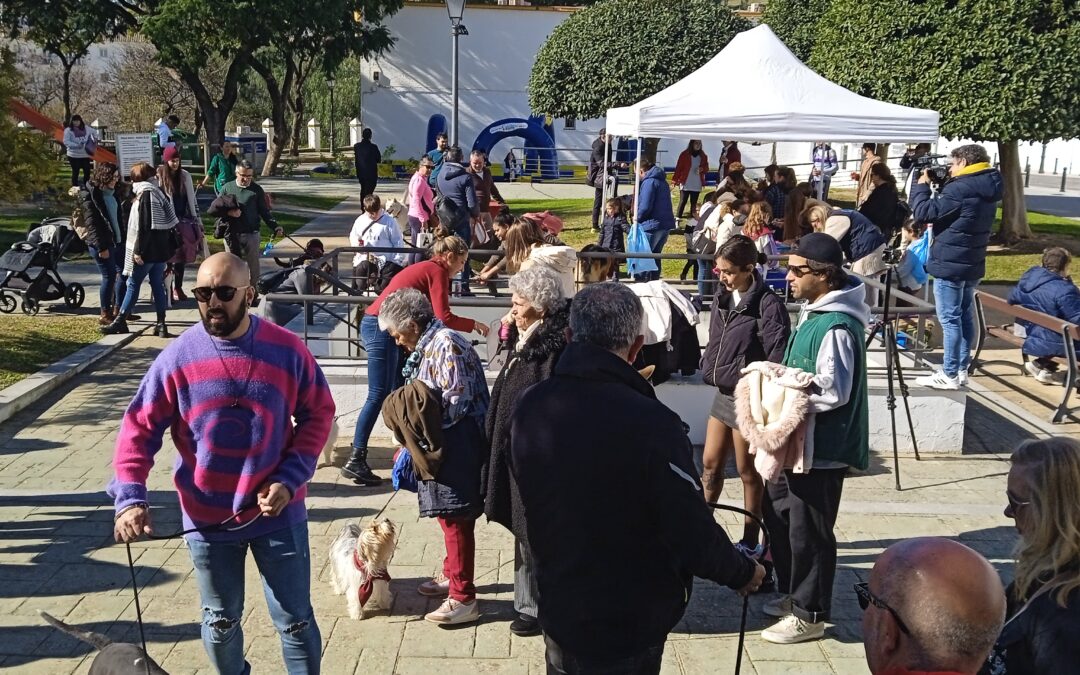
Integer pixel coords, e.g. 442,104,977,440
794,276,871,468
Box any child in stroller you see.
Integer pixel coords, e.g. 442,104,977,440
0,218,85,315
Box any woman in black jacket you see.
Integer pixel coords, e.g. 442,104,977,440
78,163,123,325
982,437,1080,675
858,163,904,238
699,236,790,560
482,265,570,638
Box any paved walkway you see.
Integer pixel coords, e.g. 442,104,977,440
0,330,1045,675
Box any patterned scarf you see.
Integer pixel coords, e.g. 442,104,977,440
401,319,445,383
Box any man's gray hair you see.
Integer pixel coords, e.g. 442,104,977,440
951,144,990,166
377,288,434,333
470,149,486,159
508,266,564,316
569,282,642,353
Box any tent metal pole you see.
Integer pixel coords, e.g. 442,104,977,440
601,133,609,201
634,138,642,220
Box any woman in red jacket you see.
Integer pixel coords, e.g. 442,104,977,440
673,139,709,220
343,234,490,486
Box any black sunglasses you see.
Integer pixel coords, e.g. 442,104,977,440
192,285,249,303
854,582,910,635
1005,490,1031,512
788,264,819,279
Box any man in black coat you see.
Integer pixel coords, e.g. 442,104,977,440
510,282,765,674
353,127,382,202
587,128,626,231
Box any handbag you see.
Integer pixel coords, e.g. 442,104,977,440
472,219,490,246
84,134,97,157
391,447,418,492
625,222,658,277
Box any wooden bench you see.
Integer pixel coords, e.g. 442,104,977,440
972,291,1080,423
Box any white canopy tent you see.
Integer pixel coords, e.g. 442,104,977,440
605,24,939,143
603,23,940,205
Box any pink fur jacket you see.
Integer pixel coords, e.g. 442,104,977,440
734,361,814,481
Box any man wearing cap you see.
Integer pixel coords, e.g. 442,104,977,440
587,128,626,231
760,232,871,645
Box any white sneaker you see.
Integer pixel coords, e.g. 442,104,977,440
1025,361,1058,385
424,597,480,625
915,370,960,391
957,369,969,387
761,614,825,644
762,595,792,619
417,573,450,597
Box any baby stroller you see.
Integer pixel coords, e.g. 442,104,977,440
0,218,85,315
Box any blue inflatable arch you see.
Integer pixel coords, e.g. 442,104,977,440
471,118,559,181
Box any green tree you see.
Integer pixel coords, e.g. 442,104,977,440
1,0,129,124
759,0,830,62
528,0,749,125
809,0,1080,242
248,0,400,175
0,50,59,200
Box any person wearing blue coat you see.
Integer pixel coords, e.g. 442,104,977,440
910,144,1003,391
1008,247,1080,384
635,157,676,281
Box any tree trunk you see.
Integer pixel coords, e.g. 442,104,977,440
288,90,305,157
200,105,227,158
178,56,248,159
250,58,291,177
997,139,1031,243
61,61,73,126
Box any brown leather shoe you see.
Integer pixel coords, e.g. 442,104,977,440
98,309,113,326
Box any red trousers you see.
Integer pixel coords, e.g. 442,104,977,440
438,516,476,602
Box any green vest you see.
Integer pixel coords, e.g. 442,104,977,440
783,310,869,470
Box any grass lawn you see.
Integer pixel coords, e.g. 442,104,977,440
0,315,102,390
272,193,347,211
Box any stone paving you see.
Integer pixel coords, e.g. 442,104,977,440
0,329,1055,675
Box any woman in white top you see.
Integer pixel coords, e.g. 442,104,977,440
674,140,709,220
62,115,97,187
350,194,409,292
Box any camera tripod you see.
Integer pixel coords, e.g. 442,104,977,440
865,263,921,490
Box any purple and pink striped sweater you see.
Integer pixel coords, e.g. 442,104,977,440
108,316,335,541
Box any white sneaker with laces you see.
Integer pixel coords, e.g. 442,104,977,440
424,597,480,625
762,595,792,619
915,370,960,391
1025,361,1059,385
761,614,825,644
417,573,450,597
957,369,969,387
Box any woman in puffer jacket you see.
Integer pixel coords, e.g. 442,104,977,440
102,162,179,337
699,235,790,577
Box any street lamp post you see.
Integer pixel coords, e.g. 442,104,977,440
445,0,468,146
327,77,337,153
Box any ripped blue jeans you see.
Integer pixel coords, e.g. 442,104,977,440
186,522,320,674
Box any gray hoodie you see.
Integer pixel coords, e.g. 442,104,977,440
794,277,871,467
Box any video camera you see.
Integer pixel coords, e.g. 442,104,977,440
912,154,949,187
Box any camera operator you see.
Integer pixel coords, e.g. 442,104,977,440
899,143,932,195
910,144,1003,391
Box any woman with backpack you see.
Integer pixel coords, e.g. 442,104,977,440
699,235,791,579
102,162,179,337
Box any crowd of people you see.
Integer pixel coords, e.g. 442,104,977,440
78,123,1080,675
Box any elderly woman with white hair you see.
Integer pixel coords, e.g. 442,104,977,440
482,266,571,637
378,287,490,626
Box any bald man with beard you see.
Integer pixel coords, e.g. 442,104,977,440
109,252,335,674
860,537,1006,675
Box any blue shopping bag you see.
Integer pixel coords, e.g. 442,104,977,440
626,222,658,277
905,228,931,287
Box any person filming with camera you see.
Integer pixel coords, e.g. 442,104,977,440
910,144,1002,391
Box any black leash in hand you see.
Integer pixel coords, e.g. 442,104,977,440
123,504,264,675
709,503,771,675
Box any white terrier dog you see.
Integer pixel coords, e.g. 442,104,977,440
329,519,397,619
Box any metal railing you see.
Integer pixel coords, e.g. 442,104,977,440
266,244,937,367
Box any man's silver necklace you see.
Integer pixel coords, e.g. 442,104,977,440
211,329,257,408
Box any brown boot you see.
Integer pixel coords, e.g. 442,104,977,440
99,309,114,326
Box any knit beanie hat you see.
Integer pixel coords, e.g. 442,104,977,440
162,145,180,163
794,232,844,267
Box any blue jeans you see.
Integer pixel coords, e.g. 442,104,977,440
186,522,320,675
697,258,716,298
811,177,832,201
934,278,978,378
118,261,168,316
352,314,403,450
453,218,472,290
88,245,120,312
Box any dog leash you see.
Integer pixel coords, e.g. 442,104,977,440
123,505,264,675
709,503,771,675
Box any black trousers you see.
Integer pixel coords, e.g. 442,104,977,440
359,178,377,203
545,635,663,675
676,190,700,219
763,467,846,624
69,157,92,187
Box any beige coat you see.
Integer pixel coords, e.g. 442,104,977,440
855,155,881,207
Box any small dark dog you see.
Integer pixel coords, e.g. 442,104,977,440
39,610,168,674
